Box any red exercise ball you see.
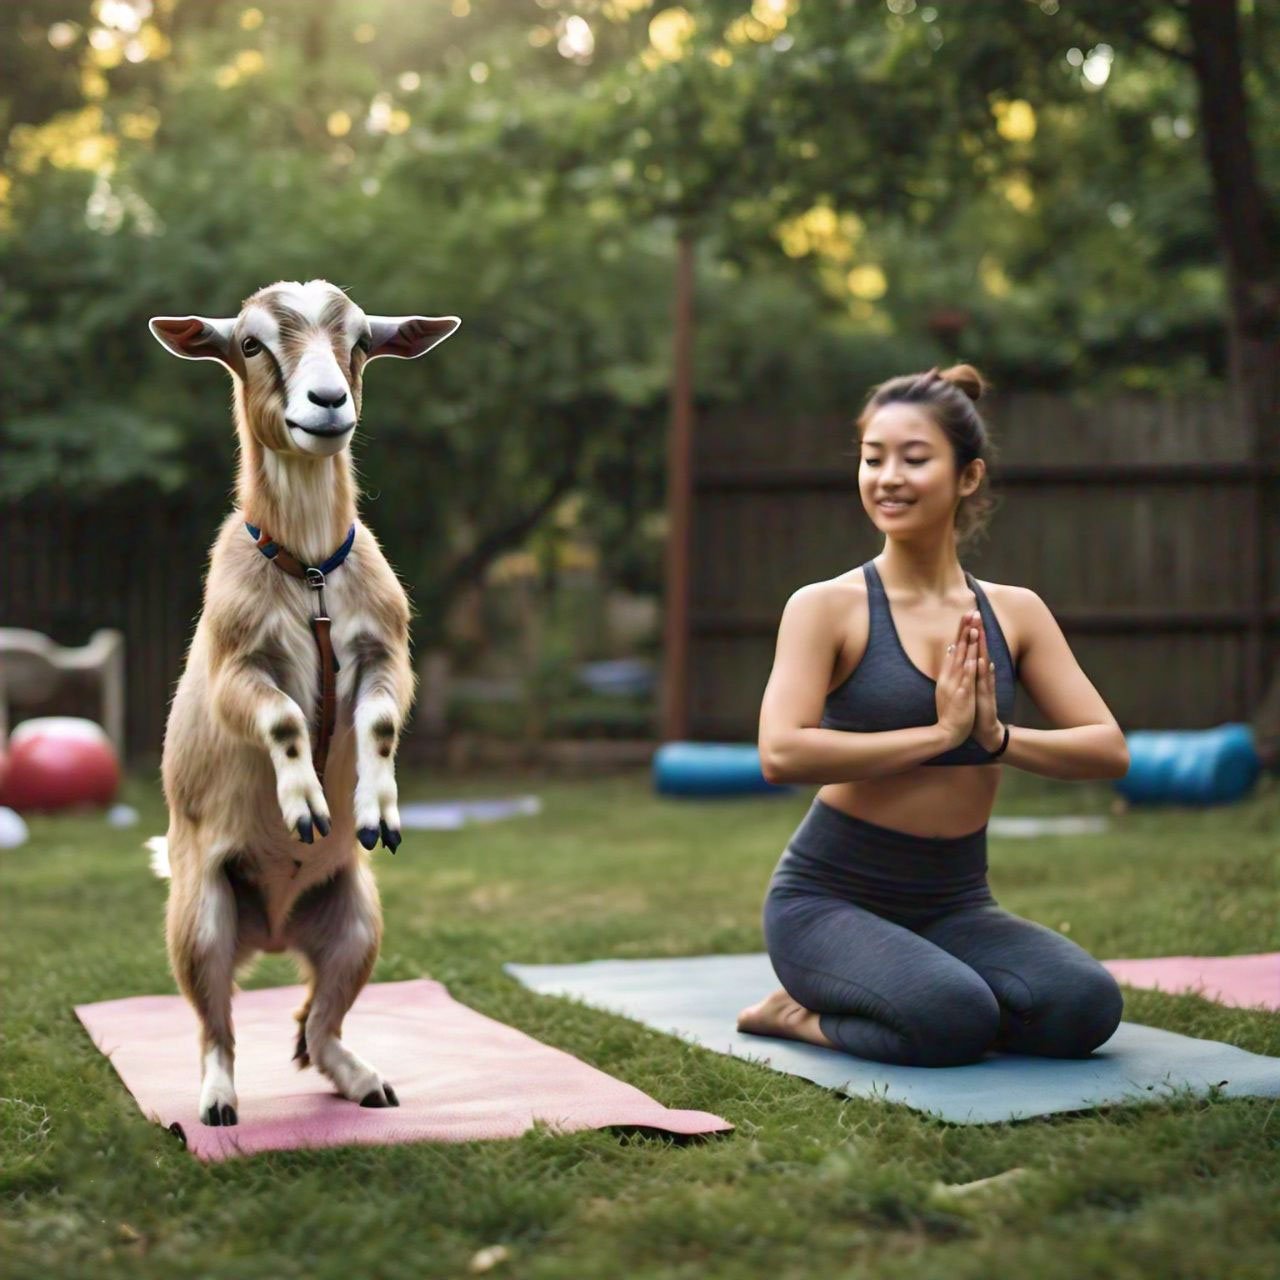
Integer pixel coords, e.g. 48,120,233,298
0,717,121,812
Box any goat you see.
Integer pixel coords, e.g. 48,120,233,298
148,279,458,1125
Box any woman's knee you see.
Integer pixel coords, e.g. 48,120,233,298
901,972,1001,1067
1022,963,1124,1057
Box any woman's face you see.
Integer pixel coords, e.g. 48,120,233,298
858,402,980,538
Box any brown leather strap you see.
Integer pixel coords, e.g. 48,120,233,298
311,614,337,781
254,530,308,580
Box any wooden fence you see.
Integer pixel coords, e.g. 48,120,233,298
3,393,1275,758
686,392,1279,739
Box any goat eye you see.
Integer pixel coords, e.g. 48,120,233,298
241,336,262,357
356,334,372,354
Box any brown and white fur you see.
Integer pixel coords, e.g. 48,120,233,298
148,279,458,1126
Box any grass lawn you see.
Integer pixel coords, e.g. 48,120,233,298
3,766,1278,1279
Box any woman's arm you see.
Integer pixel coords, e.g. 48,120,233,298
989,588,1130,781
758,585,955,785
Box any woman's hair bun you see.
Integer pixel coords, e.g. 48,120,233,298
938,363,986,403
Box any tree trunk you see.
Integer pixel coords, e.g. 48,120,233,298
415,647,451,766
1185,0,1280,711
660,231,696,741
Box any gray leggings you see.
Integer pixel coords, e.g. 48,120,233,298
763,799,1124,1067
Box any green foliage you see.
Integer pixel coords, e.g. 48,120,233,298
2,0,1276,635
1,402,187,494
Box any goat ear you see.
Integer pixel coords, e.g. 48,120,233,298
366,315,460,361
148,316,237,367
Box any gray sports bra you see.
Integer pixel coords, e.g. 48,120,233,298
820,560,1019,765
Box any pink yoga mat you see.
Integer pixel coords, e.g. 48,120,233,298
75,978,731,1161
1104,953,1280,1012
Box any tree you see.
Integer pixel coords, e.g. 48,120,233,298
5,0,1275,687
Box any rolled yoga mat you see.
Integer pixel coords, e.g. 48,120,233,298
1116,723,1260,806
75,978,731,1161
653,742,789,797
506,953,1280,1125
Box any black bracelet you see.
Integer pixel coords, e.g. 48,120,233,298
990,724,1011,759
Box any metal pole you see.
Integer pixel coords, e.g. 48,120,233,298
661,232,695,742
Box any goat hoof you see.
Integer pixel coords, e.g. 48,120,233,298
383,1083,399,1107
360,1087,392,1108
357,826,379,851
314,814,331,838
296,816,314,844
202,1102,237,1127
380,821,401,854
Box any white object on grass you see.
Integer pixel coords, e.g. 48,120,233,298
107,803,139,827
399,796,543,832
0,806,29,848
988,815,1110,838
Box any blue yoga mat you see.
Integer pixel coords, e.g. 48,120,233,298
506,953,1280,1125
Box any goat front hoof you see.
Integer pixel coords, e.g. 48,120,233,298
360,1084,397,1108
295,816,314,844
201,1102,238,1127
379,821,401,853
357,826,379,851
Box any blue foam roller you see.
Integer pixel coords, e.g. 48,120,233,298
653,742,789,797
1116,723,1260,806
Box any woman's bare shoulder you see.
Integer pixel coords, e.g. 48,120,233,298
775,573,870,662
972,576,1041,612
784,569,870,617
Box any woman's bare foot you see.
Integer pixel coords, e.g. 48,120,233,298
737,988,835,1049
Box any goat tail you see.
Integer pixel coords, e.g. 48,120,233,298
146,835,171,880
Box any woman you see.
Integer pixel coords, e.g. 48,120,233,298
737,364,1128,1067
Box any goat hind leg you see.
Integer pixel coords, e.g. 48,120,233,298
169,870,240,1126
288,862,396,1107
292,986,313,1068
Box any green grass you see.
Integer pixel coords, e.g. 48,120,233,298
2,768,1279,1279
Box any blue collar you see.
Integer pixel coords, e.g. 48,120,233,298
245,521,356,577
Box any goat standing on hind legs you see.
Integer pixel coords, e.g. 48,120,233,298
148,280,458,1127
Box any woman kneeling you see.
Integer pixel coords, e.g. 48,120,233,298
738,365,1127,1066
